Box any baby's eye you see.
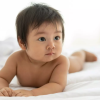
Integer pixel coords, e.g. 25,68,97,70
54,36,60,40
38,37,46,41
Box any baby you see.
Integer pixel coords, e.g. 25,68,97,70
0,3,97,97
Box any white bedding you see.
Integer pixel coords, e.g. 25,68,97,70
0,37,100,100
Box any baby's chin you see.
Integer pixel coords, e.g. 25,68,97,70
44,58,55,62
45,56,60,62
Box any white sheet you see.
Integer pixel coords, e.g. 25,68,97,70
0,37,100,100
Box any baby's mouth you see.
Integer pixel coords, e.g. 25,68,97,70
46,53,55,55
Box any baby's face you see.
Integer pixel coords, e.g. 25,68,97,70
26,22,63,62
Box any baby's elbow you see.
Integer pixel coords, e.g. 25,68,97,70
61,84,66,91
56,82,66,92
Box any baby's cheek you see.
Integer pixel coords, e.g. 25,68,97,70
32,50,44,58
57,46,62,53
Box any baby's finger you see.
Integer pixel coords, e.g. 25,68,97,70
12,90,21,96
0,89,9,96
21,95,28,97
0,92,4,96
15,92,24,97
12,91,17,97
5,88,12,97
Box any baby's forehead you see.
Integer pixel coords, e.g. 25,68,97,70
29,22,62,33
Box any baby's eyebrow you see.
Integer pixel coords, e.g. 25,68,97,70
34,32,46,36
55,30,62,33
34,30,62,36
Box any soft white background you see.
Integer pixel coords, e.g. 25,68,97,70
0,0,100,51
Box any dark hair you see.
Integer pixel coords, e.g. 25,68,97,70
16,3,64,46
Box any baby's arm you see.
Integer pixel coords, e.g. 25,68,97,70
31,56,70,96
0,53,17,96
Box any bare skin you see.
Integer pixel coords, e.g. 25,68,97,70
69,50,97,73
16,50,97,87
0,50,69,96
0,49,97,96
0,49,97,87
0,22,97,96
16,50,62,88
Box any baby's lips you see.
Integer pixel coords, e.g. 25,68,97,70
46,52,55,55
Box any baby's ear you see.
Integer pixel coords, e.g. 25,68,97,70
18,37,26,50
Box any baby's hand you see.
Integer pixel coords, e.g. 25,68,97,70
0,87,15,97
14,89,33,97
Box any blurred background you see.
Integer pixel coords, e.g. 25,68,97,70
0,0,100,52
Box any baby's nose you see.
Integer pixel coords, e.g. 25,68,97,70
46,42,55,50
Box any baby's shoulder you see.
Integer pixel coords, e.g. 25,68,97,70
52,55,69,65
56,55,68,62
9,50,25,62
